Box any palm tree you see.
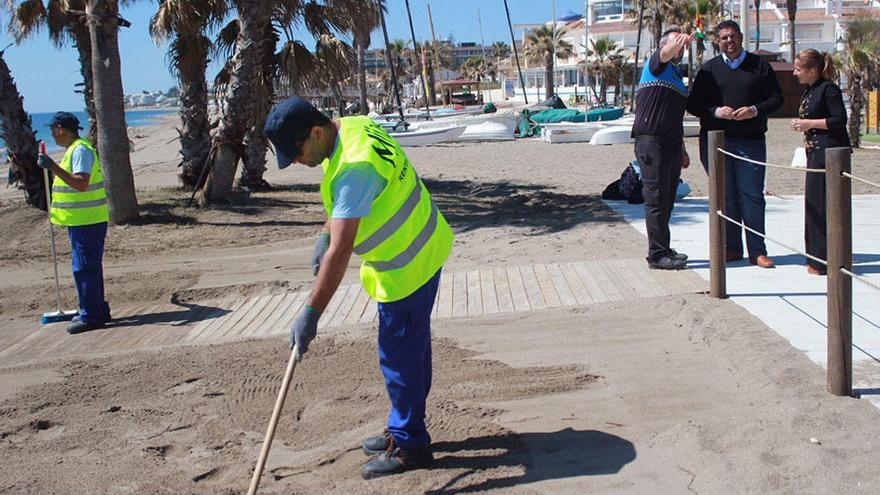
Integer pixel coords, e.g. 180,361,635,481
330,0,382,114
0,47,44,209
669,0,723,79
841,16,880,148
150,0,228,189
460,56,487,101
210,1,337,192
491,41,511,61
313,33,356,116
584,37,626,105
626,0,673,50
424,39,453,105
199,0,274,205
785,0,796,62
7,0,97,143
85,0,139,223
523,25,574,100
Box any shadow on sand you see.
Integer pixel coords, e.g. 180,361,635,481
425,428,636,494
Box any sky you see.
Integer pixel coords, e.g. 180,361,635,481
0,1,588,113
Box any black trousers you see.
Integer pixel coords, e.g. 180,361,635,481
635,135,683,262
805,149,827,272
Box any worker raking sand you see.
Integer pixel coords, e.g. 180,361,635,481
263,97,454,479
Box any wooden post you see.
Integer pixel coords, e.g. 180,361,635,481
825,147,852,397
708,130,727,299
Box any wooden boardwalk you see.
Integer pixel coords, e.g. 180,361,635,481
0,259,705,365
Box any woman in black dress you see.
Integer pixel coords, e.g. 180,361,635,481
790,49,851,276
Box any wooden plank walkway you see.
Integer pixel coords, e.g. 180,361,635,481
0,259,706,365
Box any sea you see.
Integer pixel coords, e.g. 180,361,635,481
1,108,176,154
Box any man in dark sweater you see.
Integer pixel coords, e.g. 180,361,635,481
632,28,692,270
688,20,782,269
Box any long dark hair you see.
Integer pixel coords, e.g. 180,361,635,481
796,49,836,81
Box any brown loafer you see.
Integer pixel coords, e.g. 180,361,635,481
806,265,826,276
750,255,775,268
725,250,744,262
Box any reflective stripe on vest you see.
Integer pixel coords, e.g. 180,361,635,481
353,181,422,255
363,204,438,272
53,181,105,193
51,198,109,209
50,138,109,227
320,116,453,302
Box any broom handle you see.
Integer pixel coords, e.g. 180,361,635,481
247,346,299,495
42,166,63,313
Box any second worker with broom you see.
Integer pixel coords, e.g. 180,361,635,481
264,97,453,479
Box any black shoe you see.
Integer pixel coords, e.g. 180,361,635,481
67,320,105,335
648,255,686,270
669,249,688,262
362,442,432,479
362,431,391,456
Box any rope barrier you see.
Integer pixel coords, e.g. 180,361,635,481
716,148,826,173
842,172,880,189
714,210,829,266
840,268,880,292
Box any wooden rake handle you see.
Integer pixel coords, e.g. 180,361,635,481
247,346,299,495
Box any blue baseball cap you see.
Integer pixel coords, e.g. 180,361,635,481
264,97,330,169
47,111,83,131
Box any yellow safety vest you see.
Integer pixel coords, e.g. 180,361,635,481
50,138,109,226
320,116,454,302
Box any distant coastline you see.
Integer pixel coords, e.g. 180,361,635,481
1,108,178,154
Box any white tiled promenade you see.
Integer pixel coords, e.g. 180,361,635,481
606,195,880,404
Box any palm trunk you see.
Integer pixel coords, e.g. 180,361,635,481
87,0,139,223
356,37,368,114
72,26,98,145
200,0,270,205
0,50,44,210
176,35,212,189
239,25,276,191
848,72,863,148
428,63,437,105
544,60,554,100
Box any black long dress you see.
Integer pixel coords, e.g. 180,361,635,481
799,78,850,273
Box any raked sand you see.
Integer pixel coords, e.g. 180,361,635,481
0,115,879,493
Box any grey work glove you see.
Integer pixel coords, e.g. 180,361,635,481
311,232,331,276
37,154,55,170
290,305,321,360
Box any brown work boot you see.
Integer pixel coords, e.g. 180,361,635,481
751,255,775,269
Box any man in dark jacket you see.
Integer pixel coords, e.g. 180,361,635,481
632,27,692,270
688,20,782,269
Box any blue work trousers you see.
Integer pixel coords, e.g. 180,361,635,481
377,269,441,450
68,222,110,324
700,134,768,258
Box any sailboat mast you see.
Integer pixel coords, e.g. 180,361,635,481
378,5,406,123
404,0,431,116
503,0,529,105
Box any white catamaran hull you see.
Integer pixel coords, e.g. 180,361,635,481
389,125,466,146
413,113,519,141
540,122,608,143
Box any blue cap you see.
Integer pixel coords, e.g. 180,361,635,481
264,97,330,169
47,111,83,131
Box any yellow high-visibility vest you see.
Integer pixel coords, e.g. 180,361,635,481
50,138,109,226
320,116,453,302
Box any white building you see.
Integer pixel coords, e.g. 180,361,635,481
505,0,879,104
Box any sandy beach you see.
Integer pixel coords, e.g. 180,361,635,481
1,114,880,493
